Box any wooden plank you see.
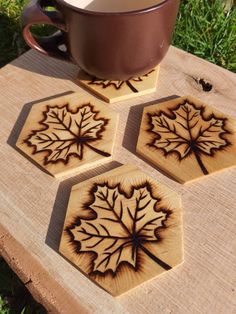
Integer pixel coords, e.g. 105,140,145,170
59,165,183,296
137,95,236,183
0,46,236,313
0,224,87,314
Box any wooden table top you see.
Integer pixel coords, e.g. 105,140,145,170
0,47,235,313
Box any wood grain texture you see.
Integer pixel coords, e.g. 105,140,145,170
0,224,87,314
16,92,119,177
59,165,183,296
77,67,159,103
0,46,236,313
137,96,236,183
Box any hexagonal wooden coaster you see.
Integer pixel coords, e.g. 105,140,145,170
16,92,119,177
59,165,183,296
137,96,236,184
76,67,160,103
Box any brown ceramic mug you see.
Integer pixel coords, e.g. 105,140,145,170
21,0,180,80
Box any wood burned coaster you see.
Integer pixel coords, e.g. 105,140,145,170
16,92,119,177
77,67,160,103
59,165,183,296
136,96,236,184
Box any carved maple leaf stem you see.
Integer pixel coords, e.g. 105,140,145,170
83,142,111,157
139,243,172,270
130,195,142,260
192,150,209,175
126,81,138,93
184,106,209,175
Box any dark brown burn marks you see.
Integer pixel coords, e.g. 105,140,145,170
147,99,231,175
89,69,155,93
25,103,110,165
66,181,172,277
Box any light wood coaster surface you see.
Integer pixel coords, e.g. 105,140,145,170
59,165,183,296
77,67,159,103
137,95,236,183
16,92,119,177
0,46,236,313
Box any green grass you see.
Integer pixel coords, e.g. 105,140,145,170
0,296,10,314
0,0,28,67
172,0,236,72
0,258,46,314
0,0,55,67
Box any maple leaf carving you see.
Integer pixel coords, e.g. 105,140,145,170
26,104,110,165
148,100,230,174
89,70,154,93
67,182,171,274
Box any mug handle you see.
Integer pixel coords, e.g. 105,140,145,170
21,0,71,61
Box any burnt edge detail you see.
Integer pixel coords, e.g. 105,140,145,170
24,103,110,166
147,99,231,175
66,181,172,277
88,69,155,93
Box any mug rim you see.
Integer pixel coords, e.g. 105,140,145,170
55,0,169,15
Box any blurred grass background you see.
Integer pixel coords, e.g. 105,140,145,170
173,0,236,72
0,0,235,313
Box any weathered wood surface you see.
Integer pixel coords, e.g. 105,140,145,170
0,46,236,313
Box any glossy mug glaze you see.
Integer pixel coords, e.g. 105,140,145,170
21,0,180,80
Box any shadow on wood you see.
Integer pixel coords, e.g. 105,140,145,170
7,91,75,176
122,95,180,182
11,50,78,80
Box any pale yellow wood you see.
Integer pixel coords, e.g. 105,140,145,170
77,67,159,103
16,92,119,177
0,46,236,313
137,96,236,183
59,165,183,296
